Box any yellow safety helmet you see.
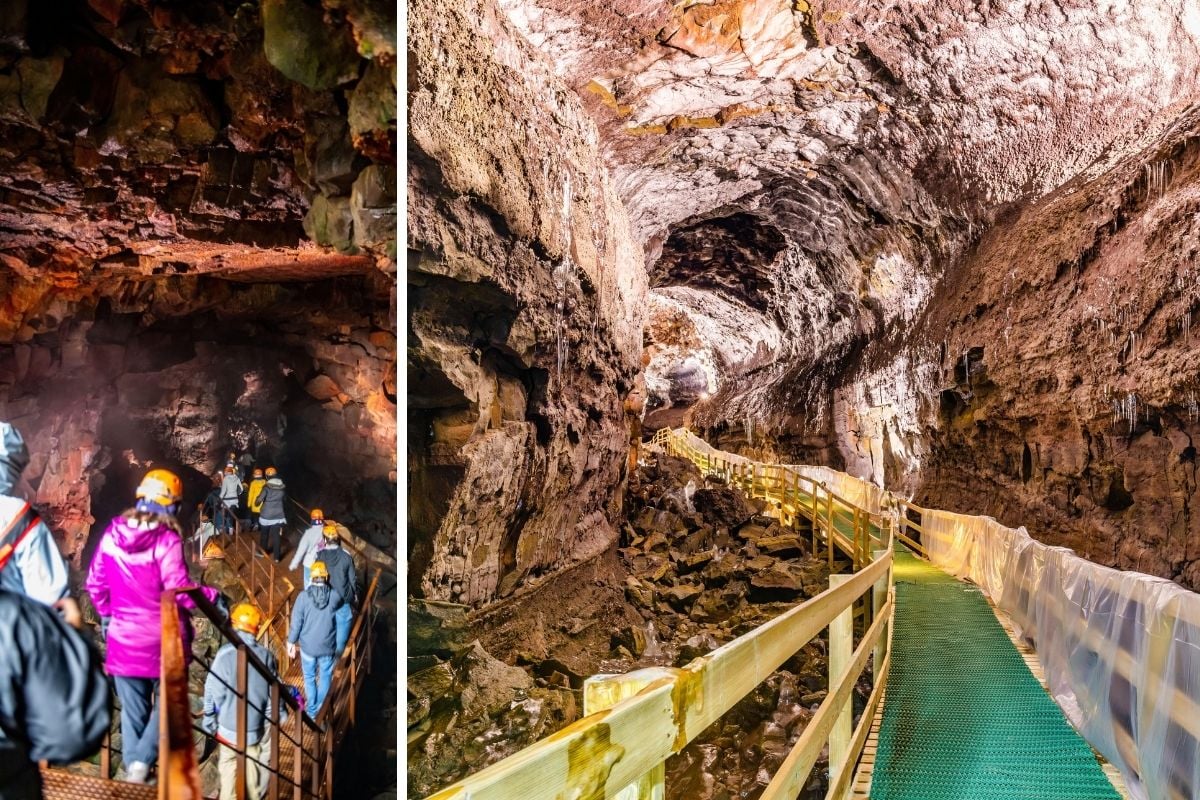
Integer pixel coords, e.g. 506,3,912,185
230,604,262,634
265,466,278,477
309,561,330,582
136,469,183,507
252,468,264,478
321,522,339,540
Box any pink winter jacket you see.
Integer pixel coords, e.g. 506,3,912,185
86,514,217,678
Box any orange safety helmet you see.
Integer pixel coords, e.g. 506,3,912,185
310,508,324,522
224,464,235,474
309,561,330,582
321,522,339,540
265,466,278,477
252,468,264,478
136,469,183,507
230,604,262,634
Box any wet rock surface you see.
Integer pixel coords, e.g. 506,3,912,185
408,451,858,798
408,0,647,606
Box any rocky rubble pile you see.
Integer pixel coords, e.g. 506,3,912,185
407,451,860,799
406,601,578,797
618,454,833,651
615,452,854,799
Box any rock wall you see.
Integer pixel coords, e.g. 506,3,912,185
911,111,1200,587
0,273,396,565
407,0,647,605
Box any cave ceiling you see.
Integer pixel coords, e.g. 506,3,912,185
0,0,397,335
498,0,1200,421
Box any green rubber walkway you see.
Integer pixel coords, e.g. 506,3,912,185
871,548,1120,800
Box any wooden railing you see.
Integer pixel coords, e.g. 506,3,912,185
427,431,896,800
650,427,890,570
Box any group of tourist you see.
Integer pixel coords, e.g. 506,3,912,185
0,422,361,800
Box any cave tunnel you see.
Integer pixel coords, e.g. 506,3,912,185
410,0,1200,798
0,0,398,797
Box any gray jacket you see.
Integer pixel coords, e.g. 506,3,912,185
202,631,283,745
0,423,68,605
258,479,287,524
314,547,357,608
288,584,343,658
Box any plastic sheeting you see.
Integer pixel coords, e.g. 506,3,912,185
920,508,1200,800
664,429,1200,800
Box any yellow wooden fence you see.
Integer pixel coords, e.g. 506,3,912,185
425,428,896,800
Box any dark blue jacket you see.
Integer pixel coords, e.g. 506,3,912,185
314,547,357,608
288,584,343,658
0,589,110,798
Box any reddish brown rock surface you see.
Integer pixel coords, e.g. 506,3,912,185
408,0,646,606
410,0,1200,596
0,0,397,567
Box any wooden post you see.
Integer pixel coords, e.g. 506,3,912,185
872,549,890,674
310,728,321,798
159,592,201,800
323,727,335,800
292,709,303,800
825,487,835,571
349,636,358,726
828,575,854,786
100,731,110,779
852,507,862,570
583,668,677,800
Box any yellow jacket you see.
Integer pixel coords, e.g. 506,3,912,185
247,478,268,513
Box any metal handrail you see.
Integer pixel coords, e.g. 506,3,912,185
159,567,381,800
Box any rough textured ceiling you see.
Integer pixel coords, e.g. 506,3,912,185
0,0,397,308
499,0,1200,429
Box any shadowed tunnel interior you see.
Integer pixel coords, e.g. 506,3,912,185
409,0,1200,796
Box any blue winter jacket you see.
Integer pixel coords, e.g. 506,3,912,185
287,584,343,658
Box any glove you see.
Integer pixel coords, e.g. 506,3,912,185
201,714,218,735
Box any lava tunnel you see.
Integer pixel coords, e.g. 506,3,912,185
411,0,1200,798
0,1,398,798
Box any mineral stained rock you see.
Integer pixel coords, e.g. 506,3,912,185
408,0,646,605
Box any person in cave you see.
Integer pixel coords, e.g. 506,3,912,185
85,468,219,784
288,508,328,587
312,522,357,654
237,450,255,481
257,467,288,562
286,559,343,717
0,585,111,800
0,422,81,627
246,468,267,531
219,464,245,531
202,603,283,800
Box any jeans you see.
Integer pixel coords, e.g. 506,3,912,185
259,524,282,561
334,603,353,654
218,734,271,800
301,652,335,716
114,676,160,767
